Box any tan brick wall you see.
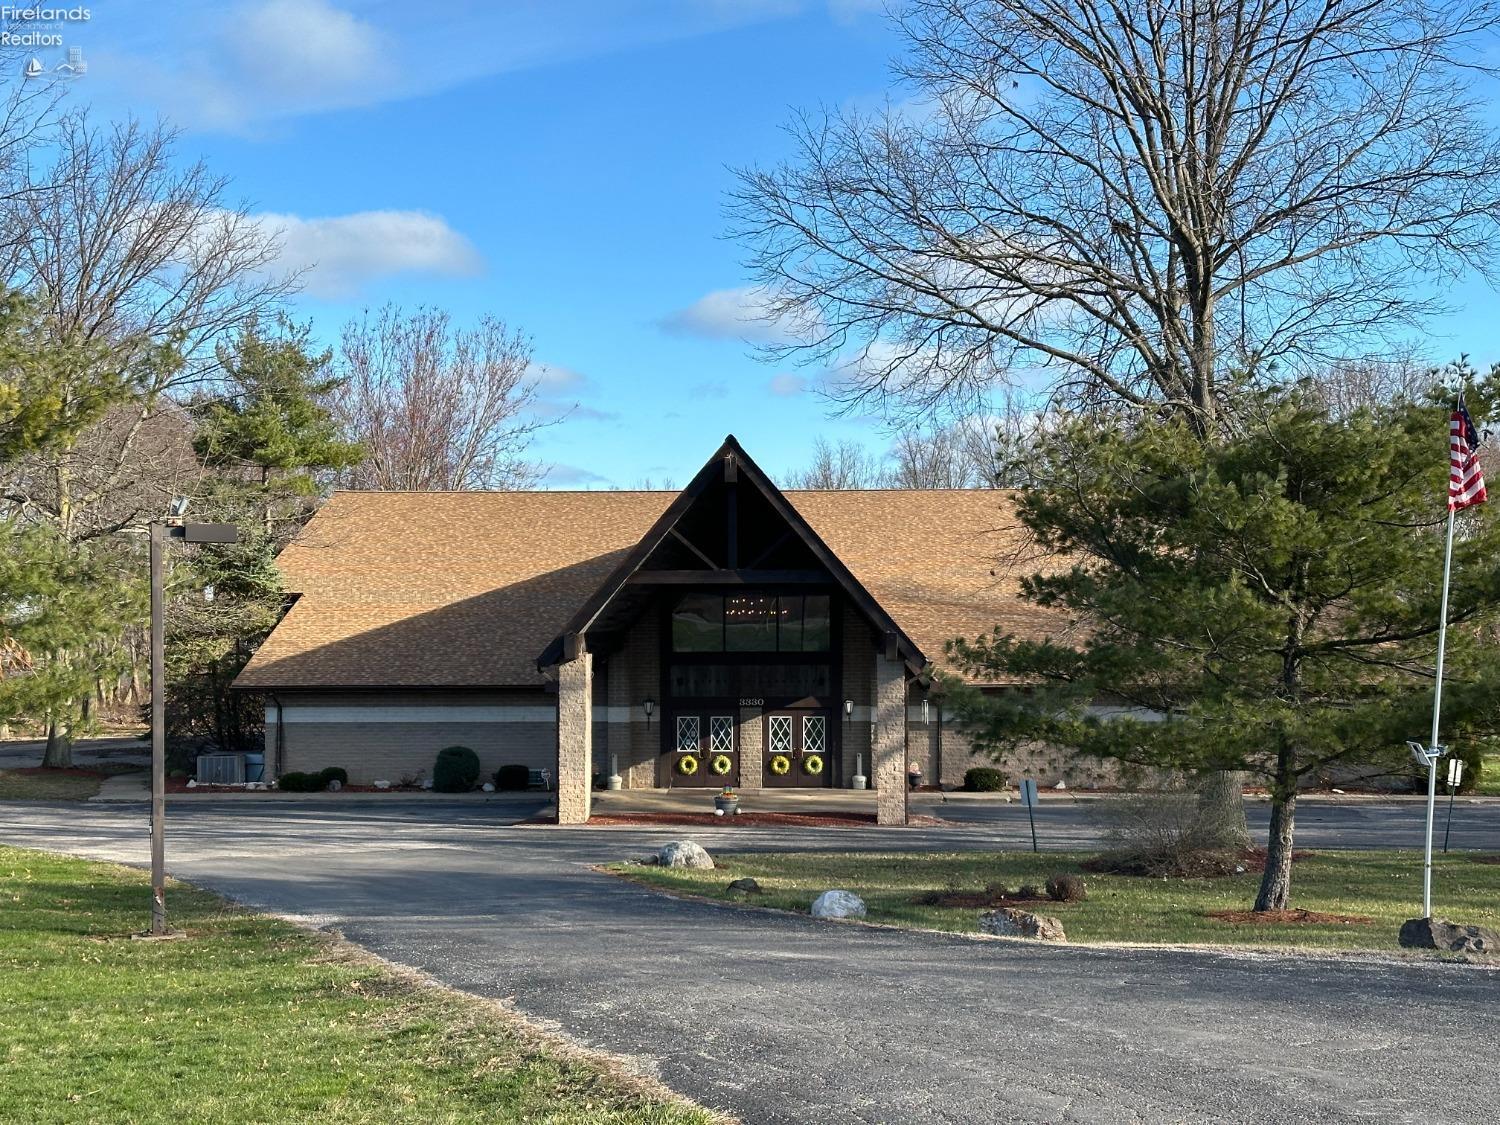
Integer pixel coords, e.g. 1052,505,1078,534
738,705,763,789
556,653,592,824
874,653,907,825
272,690,556,786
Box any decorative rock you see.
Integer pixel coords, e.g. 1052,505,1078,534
327,779,342,792
186,779,198,788
979,907,1067,942
726,877,762,894
481,782,495,793
1053,780,1067,790
1399,916,1500,954
421,778,433,789
657,840,714,869
811,889,867,919
372,779,391,790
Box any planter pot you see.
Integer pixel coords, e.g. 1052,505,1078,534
714,797,740,814
606,774,623,791
850,774,867,790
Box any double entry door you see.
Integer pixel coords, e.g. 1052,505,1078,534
671,712,738,787
762,710,832,788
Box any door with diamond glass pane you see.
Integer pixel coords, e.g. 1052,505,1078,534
669,712,737,787
762,710,833,787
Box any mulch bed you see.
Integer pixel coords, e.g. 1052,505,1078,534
1206,908,1375,926
584,811,950,829
1083,846,1313,879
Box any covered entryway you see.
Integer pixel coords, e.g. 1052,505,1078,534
762,710,832,788
669,712,738,787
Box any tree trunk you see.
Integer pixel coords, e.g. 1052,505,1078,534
1196,769,1251,849
1255,790,1297,911
41,717,73,769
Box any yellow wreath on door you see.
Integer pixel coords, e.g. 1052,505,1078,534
676,754,700,775
769,754,792,776
802,753,824,775
709,753,734,776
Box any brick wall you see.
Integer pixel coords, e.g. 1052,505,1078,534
270,690,556,786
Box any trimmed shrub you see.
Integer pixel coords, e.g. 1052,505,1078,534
277,771,325,792
1046,873,1087,903
963,767,1007,792
494,763,531,791
433,745,481,792
319,767,349,786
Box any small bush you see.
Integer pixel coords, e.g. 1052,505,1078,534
1046,873,1087,903
433,745,481,792
1089,790,1251,877
167,769,189,780
319,767,348,786
964,767,1007,792
494,763,531,791
276,771,325,792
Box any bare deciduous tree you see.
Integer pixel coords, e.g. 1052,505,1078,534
733,0,1500,434
334,305,548,491
5,113,291,386
0,113,293,541
785,437,886,489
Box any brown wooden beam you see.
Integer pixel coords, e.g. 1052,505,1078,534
626,569,829,585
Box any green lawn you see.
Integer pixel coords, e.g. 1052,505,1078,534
0,847,714,1124
613,849,1500,953
0,767,138,801
1476,755,1500,796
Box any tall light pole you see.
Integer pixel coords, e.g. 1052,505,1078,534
146,513,236,937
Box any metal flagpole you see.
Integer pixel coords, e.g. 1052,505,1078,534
1423,504,1456,920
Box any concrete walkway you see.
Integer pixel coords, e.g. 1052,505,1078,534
2,799,1497,1123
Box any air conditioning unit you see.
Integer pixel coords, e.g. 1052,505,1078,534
196,753,245,785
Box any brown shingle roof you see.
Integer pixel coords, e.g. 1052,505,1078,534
235,487,1064,690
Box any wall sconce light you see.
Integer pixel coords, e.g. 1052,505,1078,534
643,698,655,728
843,698,854,720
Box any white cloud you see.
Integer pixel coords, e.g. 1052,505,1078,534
526,361,619,423
544,463,612,487
95,1,833,134
253,210,483,298
768,373,807,397
660,285,812,345
228,0,389,97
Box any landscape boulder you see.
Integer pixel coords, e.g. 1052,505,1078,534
657,840,714,869
811,889,866,919
1399,916,1500,955
979,907,1067,942
726,877,762,894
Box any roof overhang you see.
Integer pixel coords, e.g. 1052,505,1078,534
536,435,927,676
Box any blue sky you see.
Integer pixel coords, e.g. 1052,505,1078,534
35,1,1500,486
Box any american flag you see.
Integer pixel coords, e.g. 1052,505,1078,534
1449,396,1488,511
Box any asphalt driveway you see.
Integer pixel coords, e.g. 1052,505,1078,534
3,799,1497,1123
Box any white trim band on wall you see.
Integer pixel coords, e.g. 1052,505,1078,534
268,704,662,725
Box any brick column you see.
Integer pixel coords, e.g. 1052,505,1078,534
555,652,593,825
738,706,763,790
874,653,907,825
